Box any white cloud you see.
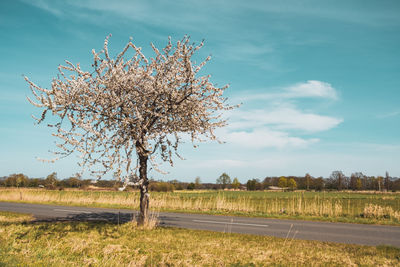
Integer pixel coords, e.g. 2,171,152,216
376,111,400,119
221,128,319,149
22,0,63,16
285,80,338,100
228,108,342,133
222,80,342,149
234,80,339,102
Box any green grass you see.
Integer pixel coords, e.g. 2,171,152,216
0,211,399,266
1,188,400,225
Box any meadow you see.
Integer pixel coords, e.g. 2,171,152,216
0,188,399,225
1,211,399,266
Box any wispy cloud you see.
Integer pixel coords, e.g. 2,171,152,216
228,107,342,133
20,0,227,32
214,41,276,70
22,0,63,16
220,127,319,149
376,111,400,119
235,80,339,102
285,80,338,100
240,1,400,27
23,0,400,28
222,80,342,149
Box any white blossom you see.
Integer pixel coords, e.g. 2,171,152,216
26,35,236,222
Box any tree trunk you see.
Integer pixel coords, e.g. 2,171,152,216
138,154,149,225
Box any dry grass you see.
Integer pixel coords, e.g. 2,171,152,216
0,211,399,266
0,211,33,224
1,188,400,224
131,212,159,230
363,204,400,220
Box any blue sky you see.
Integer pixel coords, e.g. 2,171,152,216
1,0,399,182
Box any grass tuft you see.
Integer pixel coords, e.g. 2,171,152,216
131,212,159,230
376,245,400,260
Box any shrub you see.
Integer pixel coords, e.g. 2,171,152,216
149,181,175,192
187,183,195,190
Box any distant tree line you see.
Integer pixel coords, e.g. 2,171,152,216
1,170,400,192
245,171,400,192
0,173,121,190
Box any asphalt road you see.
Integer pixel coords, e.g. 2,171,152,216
1,202,399,247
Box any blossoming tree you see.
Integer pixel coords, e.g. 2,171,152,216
25,35,235,224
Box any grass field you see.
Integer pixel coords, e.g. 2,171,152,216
1,211,399,266
0,188,400,225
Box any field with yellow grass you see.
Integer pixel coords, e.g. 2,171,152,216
1,211,399,266
1,188,399,225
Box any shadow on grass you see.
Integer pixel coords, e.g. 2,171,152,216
1,211,157,241
1,210,163,235
33,211,138,224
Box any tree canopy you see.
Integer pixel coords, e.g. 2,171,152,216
216,173,231,189
26,35,235,223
